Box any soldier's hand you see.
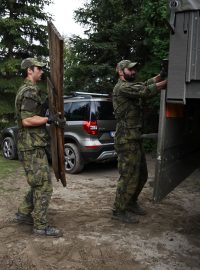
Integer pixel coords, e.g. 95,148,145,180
47,112,66,128
160,59,168,79
160,68,168,80
55,117,66,128
156,79,167,91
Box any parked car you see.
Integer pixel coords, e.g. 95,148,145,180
1,126,18,160
0,92,117,174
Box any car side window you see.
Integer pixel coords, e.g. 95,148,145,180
69,101,90,121
64,102,72,120
95,101,115,120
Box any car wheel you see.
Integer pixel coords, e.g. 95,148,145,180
2,137,18,160
64,143,84,174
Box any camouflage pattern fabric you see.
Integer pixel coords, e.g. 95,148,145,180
113,77,158,211
113,143,148,211
18,148,53,229
113,78,158,144
15,80,49,151
21,58,46,69
15,79,51,229
116,60,137,72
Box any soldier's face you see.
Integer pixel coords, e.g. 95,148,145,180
30,66,44,82
123,67,136,82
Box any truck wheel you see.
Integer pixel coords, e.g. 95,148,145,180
64,143,84,174
2,137,18,160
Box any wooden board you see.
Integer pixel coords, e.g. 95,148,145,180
47,22,66,187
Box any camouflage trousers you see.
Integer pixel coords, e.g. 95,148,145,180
113,141,148,212
18,148,53,229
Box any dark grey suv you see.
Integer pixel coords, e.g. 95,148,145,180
63,92,117,173
0,92,117,174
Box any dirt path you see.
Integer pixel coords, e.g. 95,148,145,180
0,155,200,270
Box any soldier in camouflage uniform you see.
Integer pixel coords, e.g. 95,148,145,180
15,58,65,237
112,60,167,224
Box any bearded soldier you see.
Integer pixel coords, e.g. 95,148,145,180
112,60,167,223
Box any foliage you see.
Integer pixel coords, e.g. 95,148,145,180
0,154,20,177
64,0,147,94
138,0,170,80
0,0,52,118
64,0,170,94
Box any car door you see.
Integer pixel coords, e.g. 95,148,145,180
94,99,116,144
153,91,200,202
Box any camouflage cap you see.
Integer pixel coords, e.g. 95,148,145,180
116,60,138,72
21,58,46,69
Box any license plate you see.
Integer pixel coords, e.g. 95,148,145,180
110,131,116,138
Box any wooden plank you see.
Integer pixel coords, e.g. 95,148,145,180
47,21,66,187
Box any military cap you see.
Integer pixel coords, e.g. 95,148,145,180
21,58,46,69
116,60,138,72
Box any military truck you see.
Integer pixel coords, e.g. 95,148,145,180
154,0,200,201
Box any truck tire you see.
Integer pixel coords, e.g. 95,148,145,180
64,143,84,174
2,137,18,160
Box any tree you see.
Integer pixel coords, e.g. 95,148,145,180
65,0,168,92
0,0,52,118
138,0,169,80
138,0,169,135
64,0,146,94
64,0,169,95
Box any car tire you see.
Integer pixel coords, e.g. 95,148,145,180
2,137,18,160
64,143,84,174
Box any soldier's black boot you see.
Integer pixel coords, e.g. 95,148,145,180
33,226,63,237
15,212,34,225
127,201,147,216
112,210,139,224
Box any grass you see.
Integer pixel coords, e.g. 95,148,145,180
0,154,23,179
0,154,24,193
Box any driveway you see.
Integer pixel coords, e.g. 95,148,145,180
0,155,199,270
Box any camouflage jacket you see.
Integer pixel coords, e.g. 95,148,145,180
15,80,49,151
112,78,158,144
